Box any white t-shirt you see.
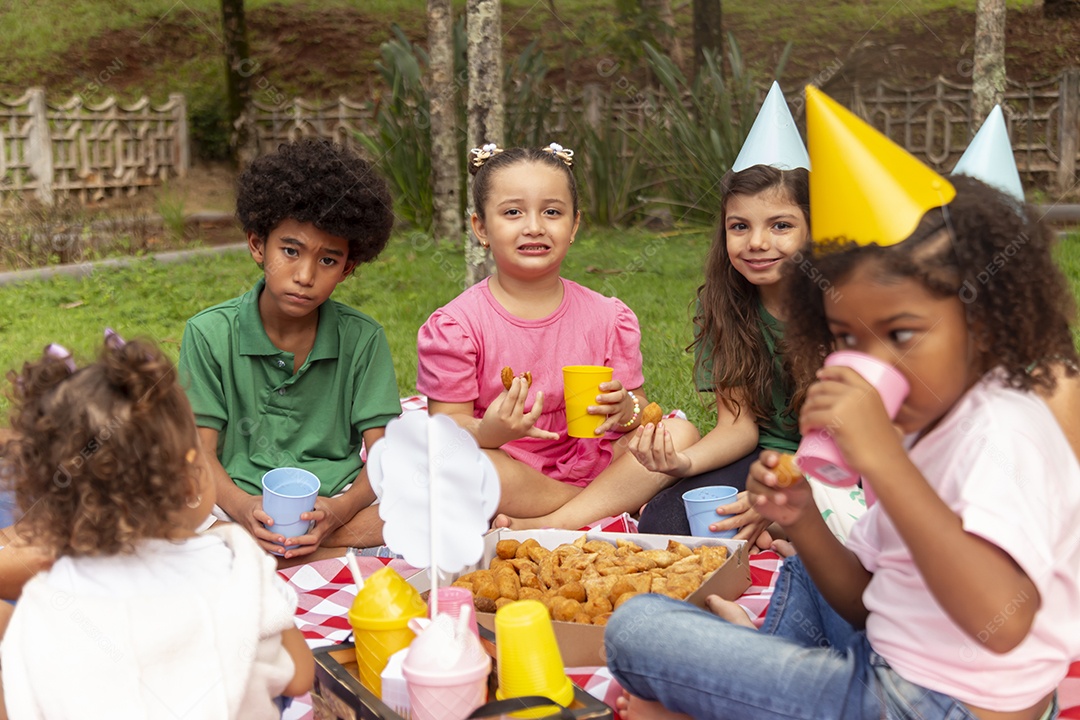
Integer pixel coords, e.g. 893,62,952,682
848,373,1080,711
2,525,298,719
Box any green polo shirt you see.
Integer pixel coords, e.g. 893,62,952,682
693,301,799,454
179,279,402,496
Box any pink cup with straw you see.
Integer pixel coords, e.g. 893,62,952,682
795,351,909,488
402,612,491,720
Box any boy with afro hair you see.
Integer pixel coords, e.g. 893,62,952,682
179,138,401,559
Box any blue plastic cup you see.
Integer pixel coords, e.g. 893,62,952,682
261,467,320,548
682,485,740,539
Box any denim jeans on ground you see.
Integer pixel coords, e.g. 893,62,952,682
605,555,1052,719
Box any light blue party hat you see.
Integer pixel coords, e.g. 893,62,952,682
732,81,811,172
951,105,1024,202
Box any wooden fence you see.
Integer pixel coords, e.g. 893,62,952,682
3,69,1078,203
0,88,189,205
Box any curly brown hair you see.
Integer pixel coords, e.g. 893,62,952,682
692,165,809,422
784,175,1078,398
3,339,200,557
236,137,394,265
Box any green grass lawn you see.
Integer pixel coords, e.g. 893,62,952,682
0,228,714,428
2,228,1077,432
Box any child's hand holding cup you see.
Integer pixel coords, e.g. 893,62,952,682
260,467,319,553
562,365,614,438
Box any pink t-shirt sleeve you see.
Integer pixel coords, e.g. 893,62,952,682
957,428,1056,592
607,300,645,391
416,310,479,403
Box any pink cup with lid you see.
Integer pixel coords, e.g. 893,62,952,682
794,351,909,487
402,613,490,720
429,586,480,639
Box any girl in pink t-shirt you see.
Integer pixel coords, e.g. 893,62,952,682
416,143,698,530
606,177,1080,719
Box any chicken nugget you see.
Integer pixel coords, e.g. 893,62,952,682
561,553,598,572
582,540,616,555
592,612,612,627
599,554,657,576
471,569,500,600
664,572,702,599
548,596,582,622
518,564,542,590
583,575,620,603
539,554,559,590
582,596,613,618
489,557,511,574
695,545,730,574
613,591,641,609
526,545,553,565
508,558,539,573
556,581,587,603
553,566,583,586
494,565,521,600
666,539,693,558
451,579,475,593
650,576,668,594
616,539,643,553
496,539,522,560
553,544,582,562
572,613,594,625
640,549,680,568
520,587,544,601
667,555,703,573
515,538,541,560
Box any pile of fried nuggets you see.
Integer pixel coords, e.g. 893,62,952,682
452,536,730,626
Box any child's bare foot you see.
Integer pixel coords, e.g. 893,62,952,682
615,691,693,720
704,595,756,628
492,513,556,530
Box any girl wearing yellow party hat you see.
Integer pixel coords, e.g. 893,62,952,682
606,86,1079,720
628,81,809,547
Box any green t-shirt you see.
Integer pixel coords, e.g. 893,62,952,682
693,302,799,454
179,279,402,496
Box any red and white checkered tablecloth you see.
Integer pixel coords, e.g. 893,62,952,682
276,515,782,720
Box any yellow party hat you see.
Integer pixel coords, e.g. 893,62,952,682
806,85,955,247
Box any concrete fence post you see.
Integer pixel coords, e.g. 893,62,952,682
26,87,54,206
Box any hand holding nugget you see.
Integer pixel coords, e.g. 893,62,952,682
476,369,559,448
588,380,646,435
746,450,816,529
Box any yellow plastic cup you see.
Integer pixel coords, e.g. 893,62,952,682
562,365,613,439
494,600,575,718
348,566,428,697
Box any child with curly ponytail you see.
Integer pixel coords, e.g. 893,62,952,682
1,332,313,719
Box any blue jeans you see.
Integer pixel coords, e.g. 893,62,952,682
605,556,1057,719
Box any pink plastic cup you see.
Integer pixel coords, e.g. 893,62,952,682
430,587,480,639
795,351,909,487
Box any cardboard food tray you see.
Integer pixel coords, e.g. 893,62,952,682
311,640,613,720
464,528,751,668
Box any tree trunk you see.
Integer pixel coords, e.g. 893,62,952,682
465,0,504,286
643,0,685,70
220,0,258,167
692,0,723,78
1044,0,1080,18
971,0,1007,126
428,0,460,243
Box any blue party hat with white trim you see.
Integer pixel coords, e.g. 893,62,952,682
951,105,1024,202
732,82,810,172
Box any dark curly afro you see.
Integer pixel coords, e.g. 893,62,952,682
236,137,394,265
783,174,1078,402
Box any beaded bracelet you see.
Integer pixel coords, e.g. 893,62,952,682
620,390,641,428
